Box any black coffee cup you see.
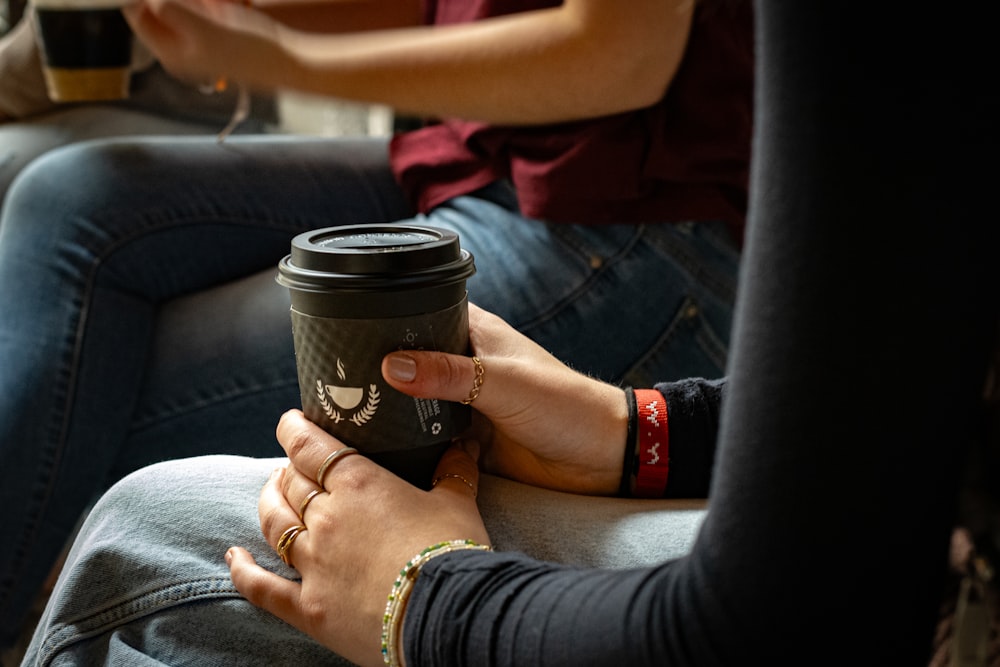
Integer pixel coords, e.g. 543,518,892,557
277,224,476,488
31,0,133,102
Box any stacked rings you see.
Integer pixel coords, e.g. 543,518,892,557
276,524,307,568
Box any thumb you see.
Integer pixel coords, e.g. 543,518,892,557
226,547,303,629
382,351,486,406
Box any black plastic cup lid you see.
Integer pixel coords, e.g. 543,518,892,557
277,224,475,295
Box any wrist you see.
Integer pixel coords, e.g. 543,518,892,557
589,383,630,495
382,540,492,667
619,387,638,496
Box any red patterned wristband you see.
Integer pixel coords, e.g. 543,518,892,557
632,389,670,498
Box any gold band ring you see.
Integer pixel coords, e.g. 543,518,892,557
297,489,323,522
316,447,358,488
276,524,307,568
460,356,485,405
431,472,477,498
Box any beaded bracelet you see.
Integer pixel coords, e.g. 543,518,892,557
381,539,492,666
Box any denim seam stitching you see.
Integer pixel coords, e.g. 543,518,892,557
36,577,242,665
515,225,645,333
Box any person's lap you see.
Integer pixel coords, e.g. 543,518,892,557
0,133,736,641
23,455,706,665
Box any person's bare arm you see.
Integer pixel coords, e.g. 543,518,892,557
126,0,694,125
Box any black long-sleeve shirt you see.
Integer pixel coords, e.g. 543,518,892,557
402,1,998,663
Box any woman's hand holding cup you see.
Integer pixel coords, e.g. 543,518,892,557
228,410,489,667
382,304,628,496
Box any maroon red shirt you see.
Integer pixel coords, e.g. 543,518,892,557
389,0,753,243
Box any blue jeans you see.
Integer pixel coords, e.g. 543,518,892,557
22,456,706,664
0,135,738,642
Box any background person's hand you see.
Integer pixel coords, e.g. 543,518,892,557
382,304,628,496
227,409,489,667
123,0,285,91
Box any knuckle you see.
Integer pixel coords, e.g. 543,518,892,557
280,466,295,496
332,464,368,495
297,595,328,631
441,355,470,392
305,506,337,534
282,426,314,460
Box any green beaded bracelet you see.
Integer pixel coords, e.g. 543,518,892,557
381,539,492,666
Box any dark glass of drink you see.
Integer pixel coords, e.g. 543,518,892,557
31,0,133,102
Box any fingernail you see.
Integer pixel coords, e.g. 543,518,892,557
386,353,417,382
225,548,234,565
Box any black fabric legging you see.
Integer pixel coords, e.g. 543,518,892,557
406,2,999,664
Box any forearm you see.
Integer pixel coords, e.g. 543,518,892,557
405,550,689,666
261,0,693,124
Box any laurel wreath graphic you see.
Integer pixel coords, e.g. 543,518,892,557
316,379,344,423
350,385,381,426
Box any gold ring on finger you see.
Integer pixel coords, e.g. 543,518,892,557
460,356,485,405
276,524,307,568
297,489,323,522
315,447,358,488
431,472,477,498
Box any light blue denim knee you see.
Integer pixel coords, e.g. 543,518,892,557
21,456,353,666
24,455,706,666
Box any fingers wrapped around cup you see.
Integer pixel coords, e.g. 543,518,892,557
276,409,364,491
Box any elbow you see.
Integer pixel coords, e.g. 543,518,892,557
574,4,693,115
591,46,684,116
624,63,676,111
